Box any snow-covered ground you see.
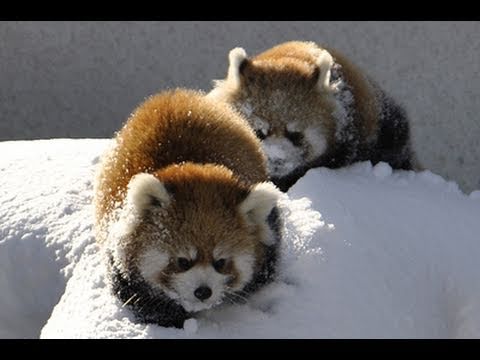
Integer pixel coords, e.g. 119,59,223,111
1,139,480,338
0,139,102,338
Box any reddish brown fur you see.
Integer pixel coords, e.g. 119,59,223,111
95,89,268,231
94,89,271,288
251,42,380,141
253,41,320,65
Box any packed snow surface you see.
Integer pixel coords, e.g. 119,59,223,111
1,139,479,338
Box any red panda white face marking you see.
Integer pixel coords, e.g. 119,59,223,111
138,247,170,285
170,262,230,312
231,253,255,289
138,246,256,312
238,105,329,182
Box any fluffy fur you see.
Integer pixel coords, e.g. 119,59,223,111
208,41,417,191
94,89,283,328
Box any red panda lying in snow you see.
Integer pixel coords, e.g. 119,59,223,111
94,89,282,328
209,41,417,191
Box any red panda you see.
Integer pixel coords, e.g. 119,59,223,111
208,41,417,191
94,89,282,328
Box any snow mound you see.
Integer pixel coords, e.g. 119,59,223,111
1,139,480,338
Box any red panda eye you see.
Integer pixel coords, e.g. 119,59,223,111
213,259,226,272
177,257,192,271
255,129,267,140
285,130,304,147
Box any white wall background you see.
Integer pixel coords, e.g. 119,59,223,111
0,21,479,192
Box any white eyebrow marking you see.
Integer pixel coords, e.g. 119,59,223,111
178,247,198,260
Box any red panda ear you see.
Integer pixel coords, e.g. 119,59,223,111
228,47,249,87
238,182,282,245
313,48,334,92
126,173,171,212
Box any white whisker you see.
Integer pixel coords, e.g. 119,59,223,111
122,294,137,307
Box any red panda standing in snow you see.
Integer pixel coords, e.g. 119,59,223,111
94,89,282,328
208,41,417,191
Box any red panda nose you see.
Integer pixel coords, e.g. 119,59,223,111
194,286,212,301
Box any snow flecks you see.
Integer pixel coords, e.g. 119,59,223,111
261,138,303,177
303,126,327,159
183,318,198,334
330,62,355,144
237,101,253,119
373,162,393,179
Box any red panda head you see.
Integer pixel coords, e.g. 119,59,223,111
208,41,339,191
115,163,281,312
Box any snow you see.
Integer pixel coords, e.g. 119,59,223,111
261,137,303,177
1,139,480,339
183,318,199,334
0,139,106,338
372,162,393,179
